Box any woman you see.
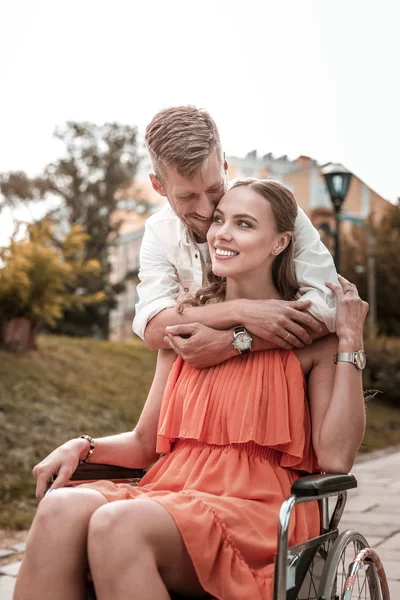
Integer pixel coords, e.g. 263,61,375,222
14,179,368,600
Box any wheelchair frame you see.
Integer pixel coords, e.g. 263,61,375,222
274,473,389,599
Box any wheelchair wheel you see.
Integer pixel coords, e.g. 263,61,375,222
318,530,390,600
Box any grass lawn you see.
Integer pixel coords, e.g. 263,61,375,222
0,335,157,529
1,334,399,530
362,399,400,452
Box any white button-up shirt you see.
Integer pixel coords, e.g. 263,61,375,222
133,204,338,339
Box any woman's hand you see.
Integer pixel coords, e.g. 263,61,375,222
32,438,88,499
326,275,369,346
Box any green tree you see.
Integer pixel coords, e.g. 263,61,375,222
1,122,142,338
342,201,400,336
0,171,49,213
0,220,105,351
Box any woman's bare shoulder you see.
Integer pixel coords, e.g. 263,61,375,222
294,333,338,375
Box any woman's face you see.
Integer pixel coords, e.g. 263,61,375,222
207,185,287,280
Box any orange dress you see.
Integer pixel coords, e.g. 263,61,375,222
84,351,320,599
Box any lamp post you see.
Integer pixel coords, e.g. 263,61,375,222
321,163,353,271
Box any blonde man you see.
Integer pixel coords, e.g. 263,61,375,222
133,106,338,367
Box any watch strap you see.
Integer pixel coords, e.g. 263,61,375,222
334,351,366,370
233,326,245,335
334,352,356,365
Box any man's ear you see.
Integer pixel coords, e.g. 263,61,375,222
223,152,228,173
149,173,167,197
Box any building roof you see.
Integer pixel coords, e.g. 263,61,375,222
113,229,144,246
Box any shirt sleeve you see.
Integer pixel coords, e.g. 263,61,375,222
132,221,179,340
294,207,339,332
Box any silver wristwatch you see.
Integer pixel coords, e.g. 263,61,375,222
334,350,366,370
232,326,253,355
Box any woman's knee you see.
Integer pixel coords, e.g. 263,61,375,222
89,500,188,568
34,488,106,531
88,502,136,545
88,501,155,563
87,501,203,595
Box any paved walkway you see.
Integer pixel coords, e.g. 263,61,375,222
1,450,399,599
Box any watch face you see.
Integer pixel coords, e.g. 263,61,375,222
234,332,252,351
356,351,367,370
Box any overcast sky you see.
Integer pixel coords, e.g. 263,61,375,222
1,0,399,244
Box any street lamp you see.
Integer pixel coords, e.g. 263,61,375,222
321,163,353,271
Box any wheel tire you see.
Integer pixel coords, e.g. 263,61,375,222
318,530,390,600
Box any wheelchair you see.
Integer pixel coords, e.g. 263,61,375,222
69,462,390,600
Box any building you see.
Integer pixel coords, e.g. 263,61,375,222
109,229,144,341
228,152,389,244
109,152,390,340
112,156,167,237
109,157,166,340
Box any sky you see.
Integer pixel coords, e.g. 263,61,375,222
1,0,399,245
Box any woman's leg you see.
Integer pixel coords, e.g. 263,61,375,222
13,487,107,600
88,498,208,600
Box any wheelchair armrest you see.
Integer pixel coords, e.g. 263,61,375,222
69,462,147,482
291,473,357,498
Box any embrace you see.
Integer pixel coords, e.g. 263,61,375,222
14,107,368,600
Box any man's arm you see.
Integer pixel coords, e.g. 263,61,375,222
133,222,249,349
133,221,181,341
294,207,338,332
163,302,327,369
144,298,324,351
134,220,321,351
135,208,333,362
162,319,303,370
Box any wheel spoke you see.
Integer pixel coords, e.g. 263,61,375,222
317,532,388,600
357,568,367,598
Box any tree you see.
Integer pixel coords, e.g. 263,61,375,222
1,121,142,338
341,201,400,336
0,220,105,351
0,171,49,213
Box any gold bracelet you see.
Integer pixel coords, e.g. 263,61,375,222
80,435,95,463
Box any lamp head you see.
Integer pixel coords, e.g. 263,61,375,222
321,163,353,212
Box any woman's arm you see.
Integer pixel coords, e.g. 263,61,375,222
33,349,177,498
306,276,369,474
82,348,177,467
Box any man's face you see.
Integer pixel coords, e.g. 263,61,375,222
150,150,228,242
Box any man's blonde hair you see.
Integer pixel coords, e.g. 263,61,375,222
145,106,223,180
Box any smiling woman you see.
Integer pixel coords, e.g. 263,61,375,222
182,178,300,308
212,179,299,301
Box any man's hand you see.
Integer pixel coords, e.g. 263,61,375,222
164,323,235,369
239,299,324,349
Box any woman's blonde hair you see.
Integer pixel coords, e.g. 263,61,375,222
179,178,299,311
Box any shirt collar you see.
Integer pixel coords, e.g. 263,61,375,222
178,219,195,248
165,201,196,248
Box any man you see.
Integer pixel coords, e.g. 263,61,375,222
133,106,338,368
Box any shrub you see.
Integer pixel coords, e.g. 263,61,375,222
0,220,106,350
364,336,400,407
